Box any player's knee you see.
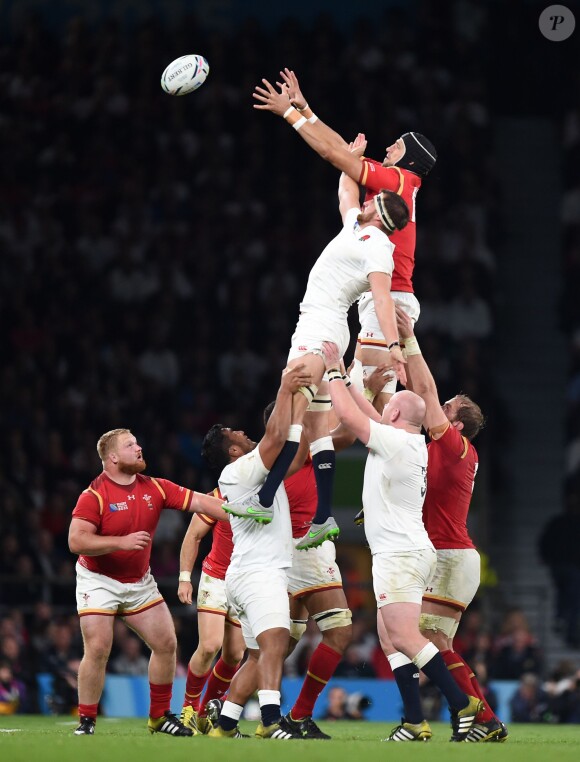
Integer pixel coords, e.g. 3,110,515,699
289,619,308,643
419,613,459,642
222,638,245,665
307,392,332,413
197,641,221,661
153,630,177,656
322,622,352,654
313,608,352,635
297,383,319,405
86,641,112,664
222,651,244,667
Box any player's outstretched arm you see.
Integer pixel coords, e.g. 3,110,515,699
338,172,361,222
190,491,229,521
278,68,348,150
253,78,364,182
259,363,313,469
395,305,447,436
322,342,371,444
178,513,212,605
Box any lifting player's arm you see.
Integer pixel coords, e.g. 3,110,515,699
177,513,212,605
395,305,448,439
321,341,376,445
259,364,313,469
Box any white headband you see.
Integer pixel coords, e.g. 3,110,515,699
374,194,396,234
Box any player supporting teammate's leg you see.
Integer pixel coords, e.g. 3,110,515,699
295,380,340,550
225,351,340,548
223,368,317,526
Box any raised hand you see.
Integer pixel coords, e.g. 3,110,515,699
282,362,314,393
253,78,291,116
348,133,367,158
278,68,307,110
364,364,396,395
395,304,414,339
389,345,407,386
321,340,341,369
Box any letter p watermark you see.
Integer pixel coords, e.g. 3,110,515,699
539,5,575,40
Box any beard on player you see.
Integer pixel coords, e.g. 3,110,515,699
118,456,147,475
357,207,376,225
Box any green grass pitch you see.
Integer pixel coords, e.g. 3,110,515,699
1,716,579,762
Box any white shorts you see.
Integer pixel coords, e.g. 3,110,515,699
288,311,350,362
75,562,163,617
287,539,343,599
423,548,481,611
197,571,240,626
358,291,421,349
225,568,290,649
372,548,436,607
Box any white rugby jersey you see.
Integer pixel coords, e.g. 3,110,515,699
363,419,433,555
219,447,293,573
299,208,394,320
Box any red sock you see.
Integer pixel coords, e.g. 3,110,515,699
441,650,494,722
291,642,342,720
199,657,239,716
183,666,211,710
149,682,172,719
78,703,98,720
469,672,495,722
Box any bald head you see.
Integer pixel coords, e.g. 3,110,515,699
382,390,426,432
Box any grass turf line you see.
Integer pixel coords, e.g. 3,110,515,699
1,716,579,762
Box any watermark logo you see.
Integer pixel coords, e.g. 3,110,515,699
539,5,575,40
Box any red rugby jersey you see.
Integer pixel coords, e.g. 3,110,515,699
284,458,317,539
423,424,477,550
72,472,194,582
201,489,234,580
359,160,421,293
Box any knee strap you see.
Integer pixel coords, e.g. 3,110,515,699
290,619,308,641
312,608,352,632
307,393,332,412
419,613,459,638
298,384,319,404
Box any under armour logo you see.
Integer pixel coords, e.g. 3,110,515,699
318,463,332,469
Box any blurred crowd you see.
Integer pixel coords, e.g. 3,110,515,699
0,0,533,719
537,72,580,651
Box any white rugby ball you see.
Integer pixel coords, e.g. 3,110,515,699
161,54,209,96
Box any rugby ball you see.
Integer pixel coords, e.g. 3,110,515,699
161,54,209,96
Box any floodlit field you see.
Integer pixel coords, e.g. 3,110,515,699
1,717,580,762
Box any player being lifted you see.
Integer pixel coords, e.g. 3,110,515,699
256,68,436,412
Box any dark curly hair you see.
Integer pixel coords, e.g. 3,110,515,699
201,423,231,476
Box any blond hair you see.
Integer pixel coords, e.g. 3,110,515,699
97,428,131,462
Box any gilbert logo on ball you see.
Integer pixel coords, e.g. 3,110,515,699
161,54,209,96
